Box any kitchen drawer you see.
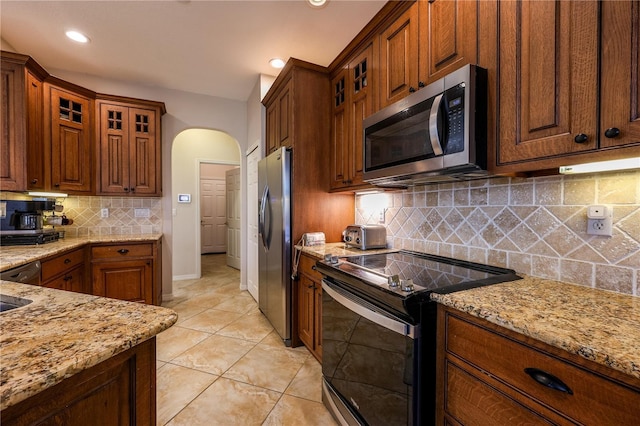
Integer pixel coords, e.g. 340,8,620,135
444,311,640,425
299,253,321,280
443,360,553,425
91,243,153,259
42,264,86,294
41,247,85,282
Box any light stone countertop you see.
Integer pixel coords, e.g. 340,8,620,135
432,277,640,380
296,241,396,259
0,281,177,410
301,244,640,381
0,233,163,272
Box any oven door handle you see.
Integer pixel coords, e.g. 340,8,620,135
322,280,418,339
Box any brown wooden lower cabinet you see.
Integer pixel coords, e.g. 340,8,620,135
436,305,640,425
297,253,322,362
91,242,157,305
1,338,157,426
40,246,88,294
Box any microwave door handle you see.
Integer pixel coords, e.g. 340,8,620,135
428,93,445,156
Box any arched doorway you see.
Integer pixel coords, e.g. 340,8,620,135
171,129,241,281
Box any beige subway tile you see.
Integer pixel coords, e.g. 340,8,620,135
488,185,509,205
595,265,633,294
507,252,532,275
535,181,563,205
560,259,594,287
563,177,596,205
510,183,534,205
531,256,560,280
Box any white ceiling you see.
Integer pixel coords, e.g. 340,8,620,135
1,0,386,101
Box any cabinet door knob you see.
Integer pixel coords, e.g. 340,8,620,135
124,187,130,192
604,127,620,138
117,249,129,255
130,187,135,192
418,81,425,88
524,368,573,395
31,179,38,184
409,86,416,93
574,133,588,144
64,258,71,264
54,183,60,187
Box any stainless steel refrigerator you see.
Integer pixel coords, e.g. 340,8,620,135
258,147,292,346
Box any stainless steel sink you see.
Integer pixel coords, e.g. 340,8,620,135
0,294,33,313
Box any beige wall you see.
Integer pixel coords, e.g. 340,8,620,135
356,170,640,296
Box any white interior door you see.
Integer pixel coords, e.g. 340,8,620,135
226,167,241,269
200,178,227,254
246,147,260,302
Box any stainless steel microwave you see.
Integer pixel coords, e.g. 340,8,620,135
363,64,487,187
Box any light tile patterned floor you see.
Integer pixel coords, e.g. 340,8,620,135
157,254,337,426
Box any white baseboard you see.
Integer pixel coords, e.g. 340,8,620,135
173,274,199,281
162,293,174,302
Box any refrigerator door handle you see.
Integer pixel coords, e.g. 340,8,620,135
259,185,269,249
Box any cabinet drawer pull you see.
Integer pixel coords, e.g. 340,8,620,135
604,127,620,138
574,133,588,144
117,249,129,255
524,368,573,395
64,258,71,264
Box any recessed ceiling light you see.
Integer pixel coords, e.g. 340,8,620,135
269,58,286,69
65,30,89,43
308,0,328,8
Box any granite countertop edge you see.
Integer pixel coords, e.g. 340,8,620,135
432,277,640,380
300,244,640,381
0,281,177,410
0,233,163,272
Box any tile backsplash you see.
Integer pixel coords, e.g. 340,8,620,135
356,171,640,296
0,193,162,236
59,196,163,236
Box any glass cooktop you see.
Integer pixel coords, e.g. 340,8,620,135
325,250,520,295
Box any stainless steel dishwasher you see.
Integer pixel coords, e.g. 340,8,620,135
0,261,42,284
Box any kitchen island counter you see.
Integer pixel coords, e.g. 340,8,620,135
0,280,177,411
0,233,163,272
431,276,640,380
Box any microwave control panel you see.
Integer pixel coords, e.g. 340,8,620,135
444,84,466,154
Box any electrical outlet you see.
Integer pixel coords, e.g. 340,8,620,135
586,205,612,236
101,208,109,218
135,208,150,218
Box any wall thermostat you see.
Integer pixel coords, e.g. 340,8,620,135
178,194,191,203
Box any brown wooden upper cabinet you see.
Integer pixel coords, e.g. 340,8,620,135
494,0,640,173
46,82,94,194
1,55,28,191
330,43,374,191
96,98,164,196
265,78,292,155
378,0,478,109
1,52,48,192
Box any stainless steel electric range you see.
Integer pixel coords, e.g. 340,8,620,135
316,250,521,426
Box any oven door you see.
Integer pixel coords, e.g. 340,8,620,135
322,278,419,426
